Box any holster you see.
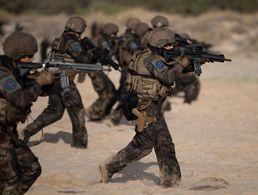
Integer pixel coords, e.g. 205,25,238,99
132,108,156,132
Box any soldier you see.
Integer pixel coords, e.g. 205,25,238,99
21,16,91,148
86,23,118,121
0,31,56,194
110,18,142,125
134,22,151,48
151,15,169,28
146,15,200,108
118,17,141,68
99,28,191,187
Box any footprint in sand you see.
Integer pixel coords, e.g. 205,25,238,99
189,177,229,191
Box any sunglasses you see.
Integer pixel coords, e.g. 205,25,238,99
164,43,173,47
26,54,34,58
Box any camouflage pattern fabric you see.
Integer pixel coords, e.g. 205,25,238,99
0,127,41,195
86,72,117,121
102,114,181,187
24,80,87,148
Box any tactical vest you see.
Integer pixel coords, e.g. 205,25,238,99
50,33,78,81
125,50,169,110
50,34,75,63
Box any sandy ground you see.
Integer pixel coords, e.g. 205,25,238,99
16,53,258,195
0,8,258,195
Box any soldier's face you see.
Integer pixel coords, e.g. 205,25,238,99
163,43,174,50
20,55,34,62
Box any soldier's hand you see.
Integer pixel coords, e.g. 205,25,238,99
180,56,192,68
35,71,58,86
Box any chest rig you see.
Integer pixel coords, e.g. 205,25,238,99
50,35,75,63
125,50,169,110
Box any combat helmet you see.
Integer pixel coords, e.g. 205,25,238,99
3,31,38,60
103,23,119,36
151,15,169,28
65,16,87,34
148,28,175,48
125,18,141,30
134,22,150,37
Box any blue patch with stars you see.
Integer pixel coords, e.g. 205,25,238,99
0,75,21,93
152,60,168,72
70,42,82,53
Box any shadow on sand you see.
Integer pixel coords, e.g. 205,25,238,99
111,161,160,185
43,130,72,145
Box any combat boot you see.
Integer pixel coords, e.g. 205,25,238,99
159,173,181,188
72,133,88,149
159,165,181,188
99,162,113,183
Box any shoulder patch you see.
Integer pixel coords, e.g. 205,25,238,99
0,75,21,93
70,41,82,53
151,60,168,72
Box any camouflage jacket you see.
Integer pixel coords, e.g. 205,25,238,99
0,55,42,125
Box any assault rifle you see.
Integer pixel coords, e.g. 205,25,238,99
16,53,106,77
148,44,231,76
81,37,120,71
175,33,212,51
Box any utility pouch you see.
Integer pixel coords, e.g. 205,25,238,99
132,108,156,132
60,70,70,93
121,92,138,121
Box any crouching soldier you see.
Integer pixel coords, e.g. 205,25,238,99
0,31,56,194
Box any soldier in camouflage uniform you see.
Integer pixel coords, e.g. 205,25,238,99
0,32,56,194
85,23,118,121
144,15,200,108
110,18,142,125
134,22,151,48
117,18,141,68
99,28,191,187
21,16,91,148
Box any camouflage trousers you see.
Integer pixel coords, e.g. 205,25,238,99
104,114,181,187
24,82,87,148
87,72,117,121
0,127,41,194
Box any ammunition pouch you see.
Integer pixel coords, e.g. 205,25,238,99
128,74,168,101
60,71,70,93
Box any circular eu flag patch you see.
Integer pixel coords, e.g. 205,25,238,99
4,79,18,91
154,60,167,71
